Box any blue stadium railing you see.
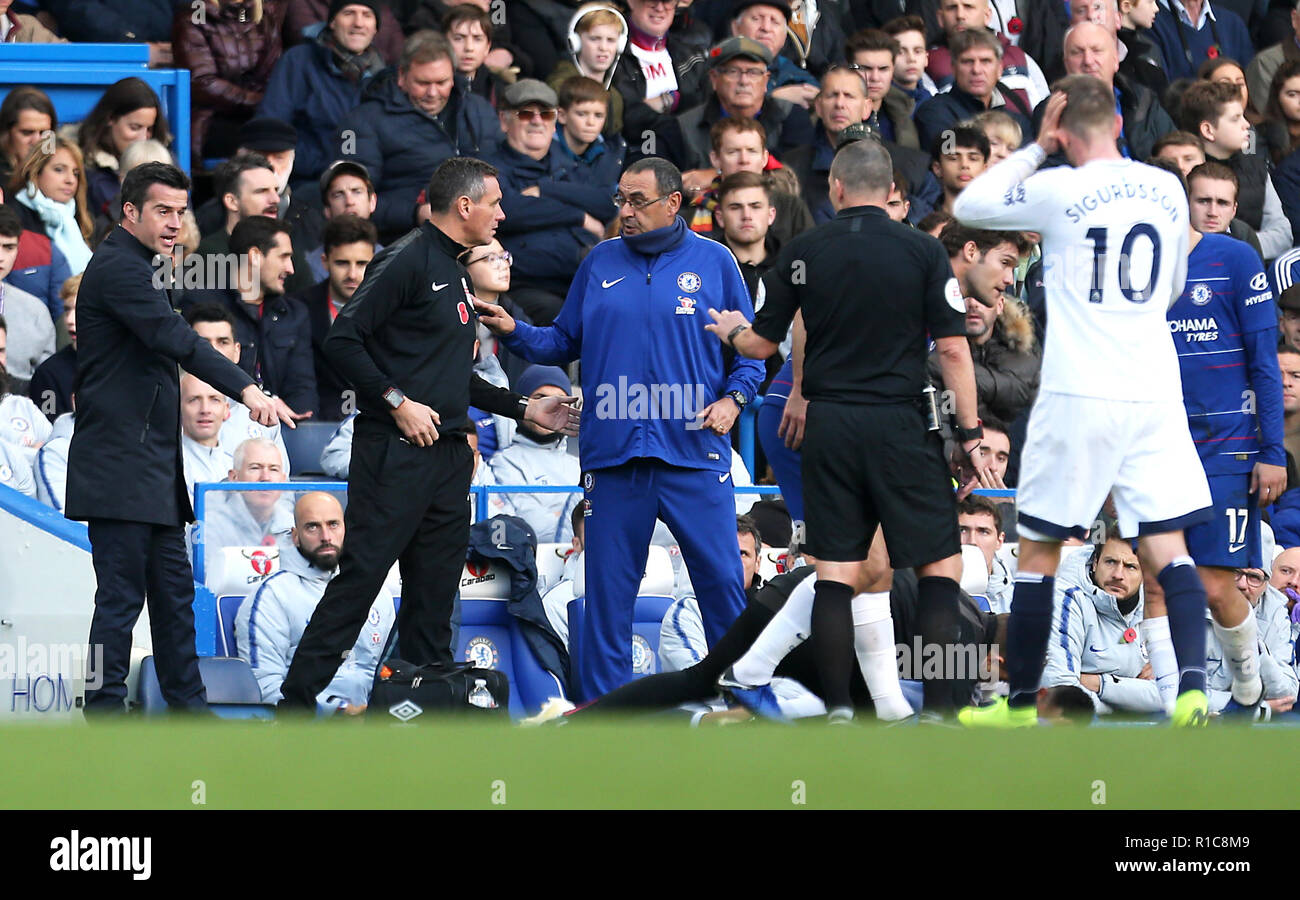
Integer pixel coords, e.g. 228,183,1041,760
0,44,192,173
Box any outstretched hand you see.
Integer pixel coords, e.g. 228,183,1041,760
526,394,581,436
472,296,517,335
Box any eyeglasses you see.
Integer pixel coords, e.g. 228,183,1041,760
511,107,557,122
1233,569,1267,587
464,250,513,267
717,66,768,81
612,193,670,210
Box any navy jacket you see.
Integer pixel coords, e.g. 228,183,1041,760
484,138,622,295
65,226,255,526
44,0,181,42
915,85,1033,154
336,71,501,239
179,287,318,416
259,39,377,183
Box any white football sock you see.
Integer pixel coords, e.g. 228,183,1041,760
731,575,815,687
852,591,913,721
1212,613,1263,706
1141,616,1178,715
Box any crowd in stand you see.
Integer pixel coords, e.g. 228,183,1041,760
4,0,1300,718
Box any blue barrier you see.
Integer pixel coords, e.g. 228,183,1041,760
0,55,192,173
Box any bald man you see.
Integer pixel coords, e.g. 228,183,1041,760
234,492,395,714
179,372,233,506
1030,21,1173,162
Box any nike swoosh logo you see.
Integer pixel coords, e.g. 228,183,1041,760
1088,646,1103,654
719,472,731,483
432,282,448,291
602,277,625,288
1229,543,1246,553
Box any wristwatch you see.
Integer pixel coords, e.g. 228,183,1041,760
956,421,984,443
726,390,748,410
382,387,406,410
517,396,531,418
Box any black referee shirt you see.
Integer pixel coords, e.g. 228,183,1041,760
751,205,966,404
323,221,522,435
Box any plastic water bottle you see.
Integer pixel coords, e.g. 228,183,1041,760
468,678,496,709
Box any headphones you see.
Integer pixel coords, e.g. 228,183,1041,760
566,3,629,60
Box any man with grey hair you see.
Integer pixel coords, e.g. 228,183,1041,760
703,138,993,722
475,155,765,699
334,30,502,242
200,437,294,575
277,156,579,711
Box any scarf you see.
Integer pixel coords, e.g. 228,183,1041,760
316,27,386,85
16,183,91,273
623,215,687,257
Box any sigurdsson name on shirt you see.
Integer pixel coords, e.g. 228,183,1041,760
1063,180,1182,225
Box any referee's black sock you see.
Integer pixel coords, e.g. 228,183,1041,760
811,580,856,711
916,576,962,712
1005,573,1055,710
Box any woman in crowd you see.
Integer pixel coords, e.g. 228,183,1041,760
7,136,94,274
74,77,172,221
0,87,55,192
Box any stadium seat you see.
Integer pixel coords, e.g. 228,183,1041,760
960,544,989,597
455,598,525,718
384,560,402,599
459,559,512,599
757,546,786,583
639,545,674,595
215,595,244,658
281,421,338,477
536,542,570,591
210,545,281,596
565,595,673,694
137,656,271,718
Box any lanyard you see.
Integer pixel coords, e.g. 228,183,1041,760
1173,5,1222,67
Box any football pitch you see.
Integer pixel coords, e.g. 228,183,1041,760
2,717,1298,809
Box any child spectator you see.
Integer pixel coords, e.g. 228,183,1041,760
549,3,628,137
443,3,506,104
974,109,1022,165
554,75,626,186
1117,0,1167,95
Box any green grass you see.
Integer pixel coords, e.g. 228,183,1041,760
2,718,1298,809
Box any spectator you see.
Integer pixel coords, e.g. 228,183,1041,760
1262,58,1300,244
714,171,776,299
1201,55,1255,119
183,302,293,471
925,0,1050,109
485,79,613,324
443,4,506,104
782,71,936,223
553,76,626,195
283,0,404,65
610,0,709,166
44,0,174,65
1118,0,1170,95
404,0,524,75
73,78,172,222
914,28,1033,152
34,408,72,512
462,237,533,388
202,436,295,576
1041,537,1163,715
194,152,279,259
487,365,581,543
0,440,35,498
730,0,819,103
179,371,234,504
0,206,51,397
28,272,79,421
337,29,500,241
1206,558,1298,711
1271,544,1300,600
929,124,989,215
548,2,628,136
1179,79,1292,259
686,117,814,247
0,87,54,193
679,37,814,170
539,499,589,650
259,1,387,187
929,222,1039,423
974,108,1021,163
184,217,317,416
756,0,847,80
1147,132,1264,257
7,136,94,274
1149,0,1254,81
1279,287,1300,347
958,494,1012,613
1246,0,1300,117
174,0,287,159
235,491,396,712
0,0,62,43
305,160,379,283
1042,21,1176,163
844,29,922,149
885,169,911,221
290,214,376,420
0,308,49,465
1149,127,1208,174
1281,343,1300,462
881,14,938,104
1187,160,1265,258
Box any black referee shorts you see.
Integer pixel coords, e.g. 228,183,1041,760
801,400,960,568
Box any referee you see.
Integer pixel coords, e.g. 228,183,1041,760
706,140,995,719
277,157,579,710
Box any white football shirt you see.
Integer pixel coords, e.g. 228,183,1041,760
954,146,1190,402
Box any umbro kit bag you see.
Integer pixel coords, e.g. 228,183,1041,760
368,659,510,722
